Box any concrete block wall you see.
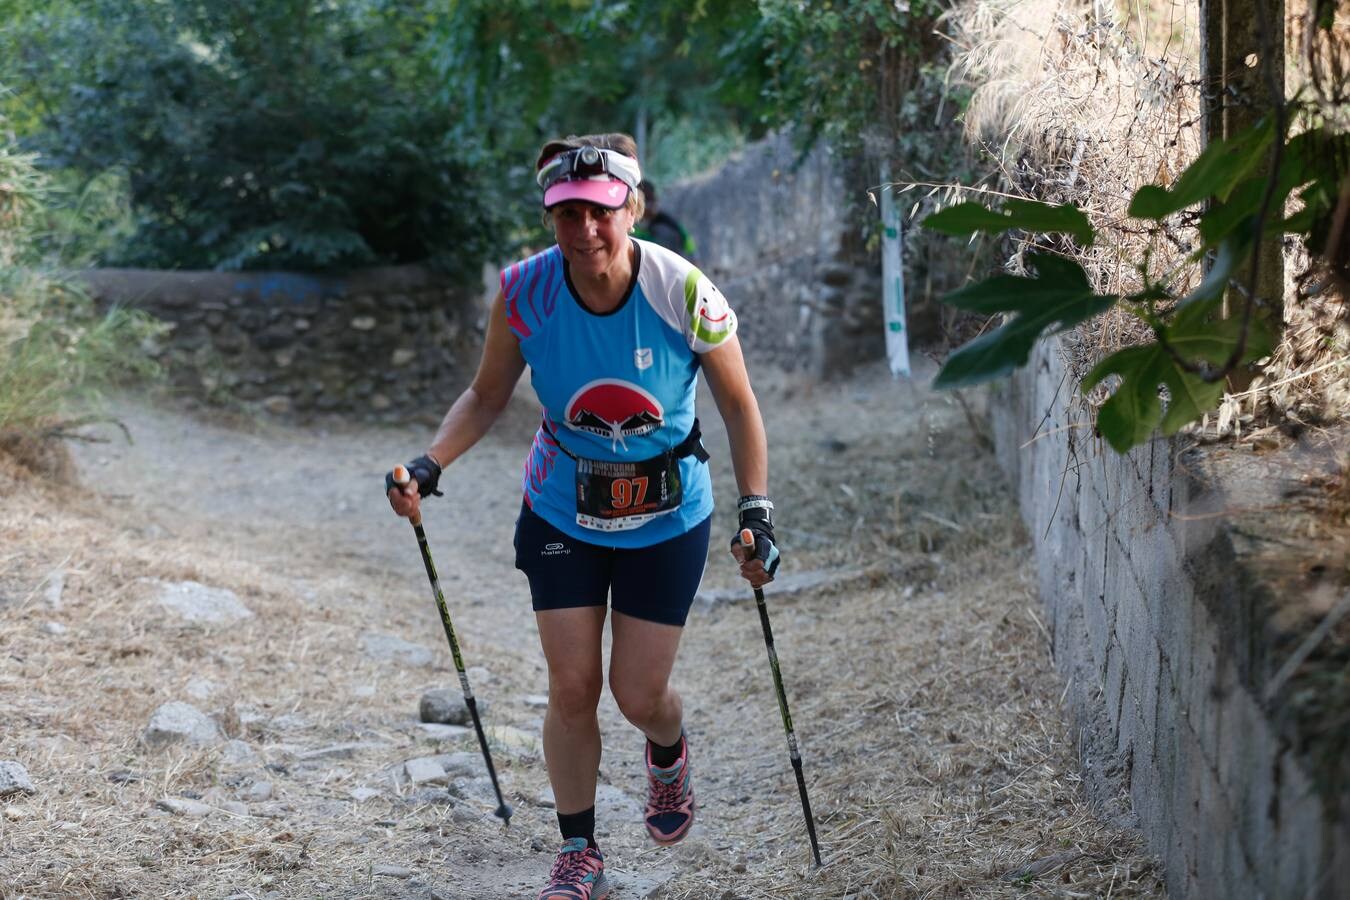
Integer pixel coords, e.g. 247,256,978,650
991,335,1349,900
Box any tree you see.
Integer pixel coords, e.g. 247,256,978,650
425,1,769,187
3,0,506,274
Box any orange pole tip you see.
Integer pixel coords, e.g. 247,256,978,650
740,528,755,548
392,465,410,486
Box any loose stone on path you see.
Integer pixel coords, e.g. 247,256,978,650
153,580,254,623
238,780,273,802
0,761,36,797
419,688,488,724
372,864,413,878
142,702,223,748
404,757,449,785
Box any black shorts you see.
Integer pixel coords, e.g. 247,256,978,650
513,502,712,627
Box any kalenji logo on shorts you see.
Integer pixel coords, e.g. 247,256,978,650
541,541,570,557
565,379,665,453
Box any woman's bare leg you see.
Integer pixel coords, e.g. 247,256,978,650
536,605,607,814
608,611,684,746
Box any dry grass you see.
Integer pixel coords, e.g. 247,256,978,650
0,366,1167,898
944,0,1349,438
662,368,1166,898
0,448,543,898
665,554,1166,898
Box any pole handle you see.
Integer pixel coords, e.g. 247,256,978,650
391,464,422,527
740,528,754,548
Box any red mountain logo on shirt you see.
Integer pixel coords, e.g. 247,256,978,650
565,379,664,453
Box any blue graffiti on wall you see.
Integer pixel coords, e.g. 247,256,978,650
234,272,344,307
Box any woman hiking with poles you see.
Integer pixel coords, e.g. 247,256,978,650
386,132,781,899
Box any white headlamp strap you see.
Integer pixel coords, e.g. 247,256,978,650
536,147,641,192
603,152,641,189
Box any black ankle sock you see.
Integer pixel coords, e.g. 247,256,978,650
557,807,596,849
648,733,684,769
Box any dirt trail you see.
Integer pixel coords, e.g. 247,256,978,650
0,360,1164,898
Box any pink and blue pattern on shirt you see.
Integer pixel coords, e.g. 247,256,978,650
501,246,565,340
521,411,564,509
501,247,568,508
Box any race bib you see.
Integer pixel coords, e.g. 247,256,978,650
574,453,683,532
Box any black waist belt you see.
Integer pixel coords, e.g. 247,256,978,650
543,417,710,464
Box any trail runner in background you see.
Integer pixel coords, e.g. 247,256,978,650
634,179,699,263
386,132,780,900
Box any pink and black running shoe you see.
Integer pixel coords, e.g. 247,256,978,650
537,837,610,900
644,734,696,845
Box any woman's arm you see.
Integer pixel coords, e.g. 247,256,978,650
700,334,768,497
426,289,527,468
701,334,776,585
389,290,525,518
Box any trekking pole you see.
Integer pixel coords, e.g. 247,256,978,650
742,529,823,867
393,465,513,825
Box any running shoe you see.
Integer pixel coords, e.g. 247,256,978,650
537,837,610,900
644,733,695,844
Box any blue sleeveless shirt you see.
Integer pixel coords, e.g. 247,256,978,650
502,239,737,548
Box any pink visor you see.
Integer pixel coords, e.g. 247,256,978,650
543,178,631,210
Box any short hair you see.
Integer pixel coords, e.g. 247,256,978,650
535,133,645,220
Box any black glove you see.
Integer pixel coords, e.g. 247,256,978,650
384,454,443,498
730,495,780,578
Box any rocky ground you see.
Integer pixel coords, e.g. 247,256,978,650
0,360,1166,898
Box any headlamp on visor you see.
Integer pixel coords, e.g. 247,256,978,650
537,146,642,209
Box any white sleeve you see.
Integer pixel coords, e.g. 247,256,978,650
638,240,738,353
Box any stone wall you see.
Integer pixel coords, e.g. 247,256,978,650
661,133,892,377
992,335,1349,900
79,266,482,418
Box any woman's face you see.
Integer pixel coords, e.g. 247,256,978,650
550,200,635,278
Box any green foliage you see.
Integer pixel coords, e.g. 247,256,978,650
643,114,748,186
933,254,1117,388
427,0,767,231
0,278,164,434
28,169,137,268
1127,118,1277,219
3,0,507,274
1081,302,1275,449
755,0,950,151
2,0,972,273
924,200,1095,247
432,1,766,136
0,138,163,434
922,110,1348,452
755,1,977,291
2,0,778,268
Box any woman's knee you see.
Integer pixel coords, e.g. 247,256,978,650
548,670,603,721
609,674,667,727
